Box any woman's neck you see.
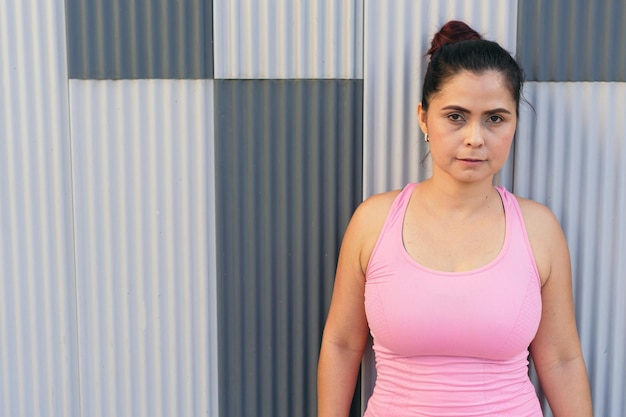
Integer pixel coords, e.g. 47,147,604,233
418,175,499,218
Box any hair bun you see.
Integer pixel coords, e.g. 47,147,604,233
427,20,483,56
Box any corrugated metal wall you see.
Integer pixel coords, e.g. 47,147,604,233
0,1,80,416
69,79,215,417
517,82,626,417
212,3,365,416
214,79,363,417
1,0,625,416
517,0,626,81
207,88,219,417
66,0,213,79
213,0,363,79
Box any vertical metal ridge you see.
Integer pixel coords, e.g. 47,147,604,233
215,79,363,417
69,79,215,417
214,0,363,79
0,0,79,416
516,82,626,417
363,0,518,198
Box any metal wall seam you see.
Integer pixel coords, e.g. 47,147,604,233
362,0,518,198
516,82,626,417
213,0,363,79
0,0,80,416
69,79,215,417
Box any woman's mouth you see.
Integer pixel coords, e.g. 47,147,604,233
457,158,485,165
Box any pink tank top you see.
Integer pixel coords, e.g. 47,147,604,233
364,183,543,417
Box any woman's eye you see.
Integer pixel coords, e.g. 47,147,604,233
488,115,503,123
448,113,463,122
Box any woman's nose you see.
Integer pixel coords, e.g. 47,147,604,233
464,123,484,147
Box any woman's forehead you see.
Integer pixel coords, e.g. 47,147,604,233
432,70,516,110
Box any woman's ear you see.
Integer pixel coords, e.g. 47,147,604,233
417,103,428,135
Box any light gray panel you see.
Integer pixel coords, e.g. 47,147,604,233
516,82,626,417
517,0,626,81
0,1,80,416
214,79,364,417
69,79,217,417
214,0,363,79
363,0,519,198
66,0,213,79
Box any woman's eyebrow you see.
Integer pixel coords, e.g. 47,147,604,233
487,107,513,115
441,105,470,112
441,105,512,115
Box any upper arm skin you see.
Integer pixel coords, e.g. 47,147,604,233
518,198,582,365
518,197,592,415
321,191,398,352
317,192,399,417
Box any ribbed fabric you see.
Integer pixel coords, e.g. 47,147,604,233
364,183,543,417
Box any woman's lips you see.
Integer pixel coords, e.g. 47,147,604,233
457,158,485,165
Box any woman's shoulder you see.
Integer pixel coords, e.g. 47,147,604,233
349,188,402,236
513,195,561,230
358,188,403,215
513,194,568,285
348,188,404,271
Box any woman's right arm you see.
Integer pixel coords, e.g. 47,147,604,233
317,194,395,417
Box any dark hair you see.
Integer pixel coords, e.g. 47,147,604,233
421,21,525,114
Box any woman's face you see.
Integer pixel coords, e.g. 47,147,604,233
418,70,517,185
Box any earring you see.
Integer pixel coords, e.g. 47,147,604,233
424,133,429,142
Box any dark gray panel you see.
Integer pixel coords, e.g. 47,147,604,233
215,80,363,417
66,0,213,79
517,0,626,81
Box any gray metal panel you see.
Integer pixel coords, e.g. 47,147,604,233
0,0,80,416
517,0,626,81
66,0,213,79
214,79,363,417
69,79,217,417
516,82,626,417
213,0,363,79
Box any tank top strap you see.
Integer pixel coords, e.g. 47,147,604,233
383,183,417,232
495,186,542,285
496,185,524,239
366,183,417,275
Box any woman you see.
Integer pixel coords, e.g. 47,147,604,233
317,21,593,416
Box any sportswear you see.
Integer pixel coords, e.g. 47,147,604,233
363,183,543,417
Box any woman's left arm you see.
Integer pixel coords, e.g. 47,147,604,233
522,200,593,417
